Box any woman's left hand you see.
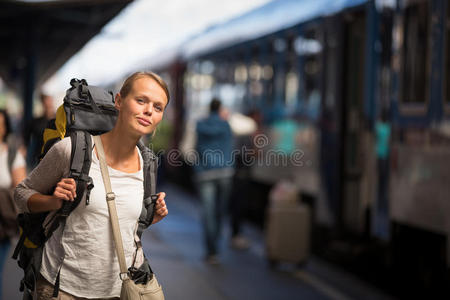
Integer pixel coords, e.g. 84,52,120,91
152,192,168,224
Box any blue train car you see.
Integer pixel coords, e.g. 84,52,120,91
386,0,450,295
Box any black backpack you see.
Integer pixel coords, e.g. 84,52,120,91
13,79,159,299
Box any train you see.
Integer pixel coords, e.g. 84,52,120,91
112,0,450,297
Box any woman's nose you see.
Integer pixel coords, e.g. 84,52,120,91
144,103,153,115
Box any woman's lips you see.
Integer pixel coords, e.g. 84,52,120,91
137,117,151,126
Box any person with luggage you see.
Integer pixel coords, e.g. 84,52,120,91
0,109,26,299
14,72,169,299
228,109,262,250
194,98,234,265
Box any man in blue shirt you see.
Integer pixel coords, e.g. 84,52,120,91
195,98,234,264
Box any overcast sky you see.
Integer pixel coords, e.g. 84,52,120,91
43,0,271,96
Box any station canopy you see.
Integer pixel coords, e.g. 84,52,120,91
0,0,132,93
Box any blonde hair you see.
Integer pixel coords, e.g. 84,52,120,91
119,71,170,104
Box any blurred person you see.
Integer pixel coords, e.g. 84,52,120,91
23,93,56,170
219,106,230,121
0,109,26,299
228,110,259,250
269,106,301,156
374,110,391,239
14,72,169,299
195,98,234,264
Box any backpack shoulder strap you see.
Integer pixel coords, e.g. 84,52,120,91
136,141,158,238
69,130,94,196
57,131,93,216
70,131,85,175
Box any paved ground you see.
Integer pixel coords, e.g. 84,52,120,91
2,183,396,300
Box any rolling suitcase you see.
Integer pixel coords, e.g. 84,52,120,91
265,197,311,267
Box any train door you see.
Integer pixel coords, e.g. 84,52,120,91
321,7,372,236
320,16,344,229
341,11,370,235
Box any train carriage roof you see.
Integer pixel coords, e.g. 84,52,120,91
182,0,368,59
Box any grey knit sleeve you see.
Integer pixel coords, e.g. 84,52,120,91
14,137,72,213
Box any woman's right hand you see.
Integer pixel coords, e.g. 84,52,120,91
52,178,77,208
27,178,77,213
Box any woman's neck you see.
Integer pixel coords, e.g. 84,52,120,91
101,125,140,164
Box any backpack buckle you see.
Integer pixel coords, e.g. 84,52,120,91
70,171,81,179
106,192,115,202
150,194,159,203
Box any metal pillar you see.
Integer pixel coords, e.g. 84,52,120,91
23,21,37,125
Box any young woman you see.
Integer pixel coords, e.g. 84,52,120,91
14,72,169,300
0,109,26,299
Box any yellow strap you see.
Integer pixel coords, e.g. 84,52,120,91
54,105,67,136
41,105,67,153
19,227,38,249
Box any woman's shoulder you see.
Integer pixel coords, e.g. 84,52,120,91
48,137,72,158
56,136,72,148
33,136,73,177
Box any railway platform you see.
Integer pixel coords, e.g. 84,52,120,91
2,182,395,300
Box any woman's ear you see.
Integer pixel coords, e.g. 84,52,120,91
114,93,122,110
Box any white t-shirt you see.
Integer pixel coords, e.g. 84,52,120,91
15,137,144,298
0,143,26,189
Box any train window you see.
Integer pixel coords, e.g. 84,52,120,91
399,0,429,108
271,37,288,105
249,63,262,81
295,27,323,120
234,64,248,83
284,35,299,108
249,62,263,98
285,71,299,108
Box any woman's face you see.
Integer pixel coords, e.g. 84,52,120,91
0,112,5,143
115,77,168,137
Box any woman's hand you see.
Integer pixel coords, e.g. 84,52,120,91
152,192,168,224
27,178,77,213
52,178,77,209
